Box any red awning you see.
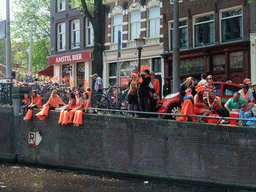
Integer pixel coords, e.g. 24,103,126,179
38,65,53,77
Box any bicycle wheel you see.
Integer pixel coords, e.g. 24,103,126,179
98,96,110,109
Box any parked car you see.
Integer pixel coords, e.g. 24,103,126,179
156,82,242,118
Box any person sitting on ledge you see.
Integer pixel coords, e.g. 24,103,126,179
36,90,65,120
224,92,248,116
207,91,223,116
58,91,76,124
73,92,91,126
24,90,41,121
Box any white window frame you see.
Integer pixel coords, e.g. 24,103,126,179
219,6,243,43
148,7,160,38
193,12,214,48
129,11,141,41
71,0,79,9
170,0,182,4
71,19,80,49
86,18,94,46
57,0,66,12
57,22,66,52
168,18,188,51
112,15,123,43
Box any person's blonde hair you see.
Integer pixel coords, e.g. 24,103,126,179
184,77,193,87
50,90,58,98
207,90,216,104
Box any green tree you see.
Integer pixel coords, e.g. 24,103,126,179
79,0,105,78
11,0,50,74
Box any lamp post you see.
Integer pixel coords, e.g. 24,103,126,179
134,35,145,72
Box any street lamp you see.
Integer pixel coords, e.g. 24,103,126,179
134,35,145,72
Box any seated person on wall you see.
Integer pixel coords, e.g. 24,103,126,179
36,90,65,120
224,92,249,116
203,75,216,97
19,93,30,115
239,84,254,103
193,86,211,122
73,92,91,126
24,90,42,121
180,77,196,103
207,91,223,116
59,92,84,125
58,92,76,124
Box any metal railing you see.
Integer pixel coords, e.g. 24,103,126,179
89,107,256,126
0,82,13,106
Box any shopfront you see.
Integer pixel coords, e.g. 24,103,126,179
48,51,91,88
163,41,250,92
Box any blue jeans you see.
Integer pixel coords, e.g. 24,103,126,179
210,106,223,116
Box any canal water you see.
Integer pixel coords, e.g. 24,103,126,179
0,163,254,192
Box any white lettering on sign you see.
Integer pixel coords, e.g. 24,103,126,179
55,53,83,63
27,131,42,146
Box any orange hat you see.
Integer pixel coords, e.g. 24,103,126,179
196,86,205,93
243,78,252,84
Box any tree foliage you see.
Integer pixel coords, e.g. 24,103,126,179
78,0,105,78
11,0,50,73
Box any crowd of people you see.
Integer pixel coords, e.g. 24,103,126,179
22,87,91,126
19,69,256,125
179,74,256,123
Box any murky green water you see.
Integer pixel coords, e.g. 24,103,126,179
0,163,254,192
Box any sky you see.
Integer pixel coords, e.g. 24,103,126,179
0,0,14,20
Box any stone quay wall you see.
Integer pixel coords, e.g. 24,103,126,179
0,108,256,188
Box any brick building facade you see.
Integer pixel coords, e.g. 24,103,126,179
49,0,96,88
162,0,251,93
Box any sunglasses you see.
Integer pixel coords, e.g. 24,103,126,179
208,78,213,80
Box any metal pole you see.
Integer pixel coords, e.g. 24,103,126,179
172,0,180,93
116,30,121,104
6,0,12,79
138,47,142,72
28,23,33,74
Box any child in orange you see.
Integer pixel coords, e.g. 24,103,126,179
73,92,91,126
19,93,30,115
24,90,41,121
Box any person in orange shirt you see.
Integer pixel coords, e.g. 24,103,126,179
24,90,41,121
36,90,65,120
73,92,91,126
59,92,84,125
150,71,160,112
86,88,91,100
58,92,76,124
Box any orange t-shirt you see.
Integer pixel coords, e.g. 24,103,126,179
32,95,42,107
86,91,91,99
152,78,160,95
48,96,64,108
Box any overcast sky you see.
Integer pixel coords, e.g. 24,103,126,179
0,0,14,20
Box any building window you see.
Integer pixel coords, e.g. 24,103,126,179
152,58,161,73
221,8,242,43
130,12,141,41
230,51,243,69
57,22,66,52
77,62,85,87
71,19,80,49
170,0,182,3
148,7,160,38
180,57,205,75
169,20,188,51
112,15,123,43
213,54,225,71
57,0,66,12
86,19,94,46
71,0,79,8
62,64,71,86
194,14,214,47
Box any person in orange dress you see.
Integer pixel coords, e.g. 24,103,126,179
60,92,83,125
58,92,76,124
24,90,42,121
193,86,210,122
150,71,160,112
36,90,65,120
73,92,91,126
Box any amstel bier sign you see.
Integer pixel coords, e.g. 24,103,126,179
48,51,91,65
